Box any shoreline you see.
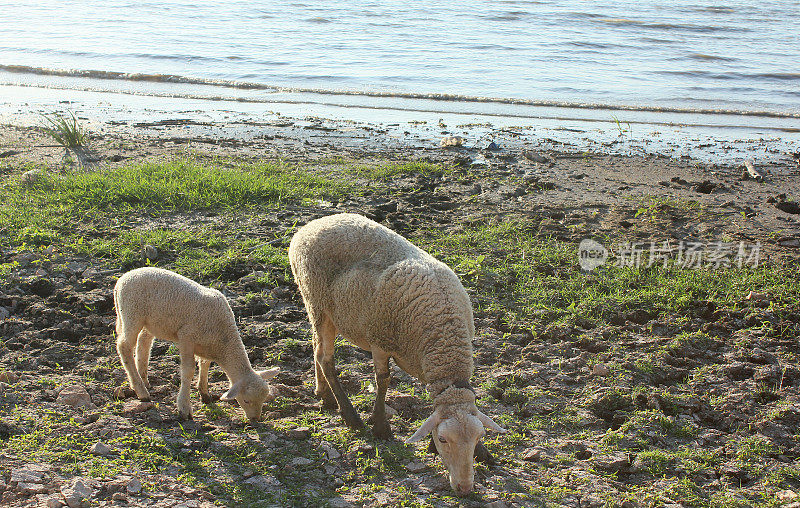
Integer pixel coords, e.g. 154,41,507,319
1,82,799,165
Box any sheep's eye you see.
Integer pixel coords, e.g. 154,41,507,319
243,400,251,404
438,437,447,444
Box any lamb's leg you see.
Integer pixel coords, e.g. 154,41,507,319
176,343,196,420
135,329,154,389
311,314,337,410
116,316,151,401
315,314,363,429
368,349,392,439
197,358,212,404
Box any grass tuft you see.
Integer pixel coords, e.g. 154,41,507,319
40,111,89,148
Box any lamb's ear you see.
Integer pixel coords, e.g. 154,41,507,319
405,411,441,444
256,367,280,381
476,410,508,433
220,381,243,402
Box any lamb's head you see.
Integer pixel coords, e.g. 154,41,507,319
406,387,507,496
220,367,279,422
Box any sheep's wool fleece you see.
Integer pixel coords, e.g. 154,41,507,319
114,267,243,362
289,213,474,384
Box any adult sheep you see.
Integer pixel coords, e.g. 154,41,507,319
288,213,506,496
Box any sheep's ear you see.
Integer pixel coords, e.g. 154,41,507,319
220,381,243,402
405,411,441,444
256,367,280,381
476,410,508,433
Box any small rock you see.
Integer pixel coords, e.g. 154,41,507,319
17,482,48,495
521,449,542,462
243,475,280,491
20,167,44,185
123,400,154,414
777,490,798,503
61,478,93,508
290,457,314,467
484,141,500,151
0,371,19,383
486,501,508,508
591,452,629,472
90,441,111,457
0,307,9,321
143,244,158,262
591,363,610,377
694,180,716,194
440,136,464,148
46,497,65,508
777,201,800,214
319,441,341,460
287,426,311,439
405,461,427,473
56,385,95,409
11,465,49,484
523,150,549,163
126,478,141,495
111,492,127,502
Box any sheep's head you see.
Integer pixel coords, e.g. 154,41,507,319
220,367,279,422
406,392,506,496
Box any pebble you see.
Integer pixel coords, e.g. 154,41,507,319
143,244,158,261
777,490,798,502
405,461,427,473
123,400,154,414
287,426,311,439
0,307,9,320
290,457,314,467
126,478,142,495
440,136,464,147
46,497,65,508
0,371,19,383
90,441,111,456
243,475,280,490
56,385,95,409
591,363,611,377
319,441,341,460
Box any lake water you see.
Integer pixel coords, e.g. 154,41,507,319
1,0,798,116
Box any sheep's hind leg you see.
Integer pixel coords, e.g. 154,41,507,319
367,348,392,439
116,318,151,401
135,329,155,389
315,314,363,429
311,314,337,410
197,358,212,404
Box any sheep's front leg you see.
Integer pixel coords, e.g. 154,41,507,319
197,358,212,404
116,319,151,401
368,349,392,439
135,329,155,389
176,345,196,420
315,314,363,429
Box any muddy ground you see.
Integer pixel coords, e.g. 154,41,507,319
1,123,800,508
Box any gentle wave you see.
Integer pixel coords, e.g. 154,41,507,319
2,64,799,119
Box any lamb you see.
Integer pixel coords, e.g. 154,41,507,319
113,267,279,422
288,213,506,496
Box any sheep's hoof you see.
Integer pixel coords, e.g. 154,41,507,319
200,393,213,405
179,412,193,421
474,442,496,465
139,395,152,403
371,421,393,440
